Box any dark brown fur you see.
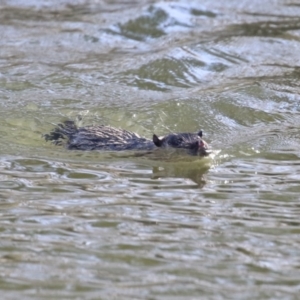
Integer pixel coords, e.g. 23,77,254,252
44,120,209,155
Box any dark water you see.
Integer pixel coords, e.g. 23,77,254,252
1,0,300,299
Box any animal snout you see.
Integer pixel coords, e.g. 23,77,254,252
198,140,209,155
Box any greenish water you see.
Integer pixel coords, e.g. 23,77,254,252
0,0,300,299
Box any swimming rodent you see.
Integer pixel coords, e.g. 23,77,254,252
44,120,209,156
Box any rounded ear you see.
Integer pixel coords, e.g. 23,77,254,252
153,134,163,147
198,130,203,137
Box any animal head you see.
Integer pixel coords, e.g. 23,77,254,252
153,130,209,156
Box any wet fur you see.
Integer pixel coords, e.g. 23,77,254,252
44,120,208,155
44,121,155,151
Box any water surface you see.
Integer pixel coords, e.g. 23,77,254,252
1,0,300,299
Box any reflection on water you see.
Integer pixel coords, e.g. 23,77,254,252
1,0,300,298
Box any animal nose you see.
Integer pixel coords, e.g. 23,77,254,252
199,140,207,149
199,140,210,156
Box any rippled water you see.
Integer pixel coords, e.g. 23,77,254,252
1,0,300,298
